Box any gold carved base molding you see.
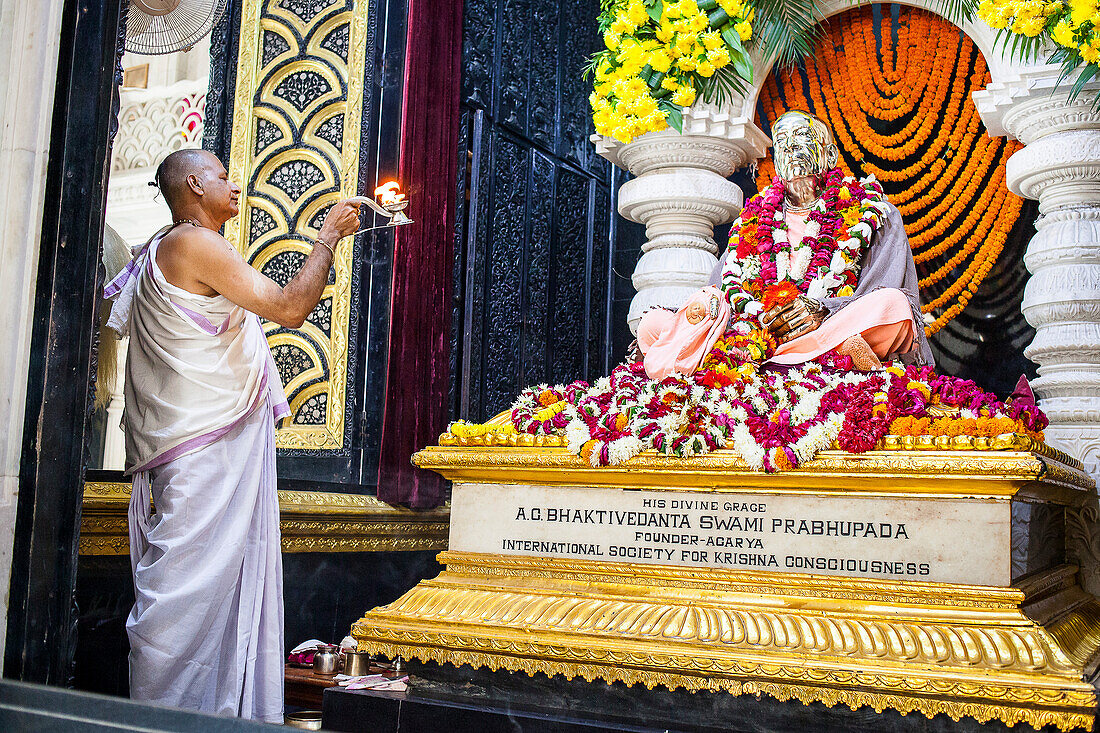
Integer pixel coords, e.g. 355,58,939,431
356,552,1100,730
80,482,448,555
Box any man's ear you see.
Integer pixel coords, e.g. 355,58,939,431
187,173,204,197
825,143,839,170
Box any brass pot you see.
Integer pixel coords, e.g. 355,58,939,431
284,710,323,730
312,644,339,675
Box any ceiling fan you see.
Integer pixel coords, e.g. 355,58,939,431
125,0,228,55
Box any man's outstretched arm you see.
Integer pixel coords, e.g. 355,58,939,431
185,200,361,328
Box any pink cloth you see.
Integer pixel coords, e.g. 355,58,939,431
770,287,915,365
785,210,809,244
638,286,730,379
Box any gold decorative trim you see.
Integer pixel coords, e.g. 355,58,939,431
225,0,372,450
80,482,448,555
435,551,1030,608
355,553,1100,732
438,430,1082,467
413,446,1095,497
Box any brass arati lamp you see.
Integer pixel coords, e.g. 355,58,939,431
350,181,413,235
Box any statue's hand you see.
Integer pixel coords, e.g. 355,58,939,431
762,295,828,345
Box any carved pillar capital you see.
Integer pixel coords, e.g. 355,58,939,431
595,103,768,331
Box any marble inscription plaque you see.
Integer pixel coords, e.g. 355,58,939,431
450,483,1011,586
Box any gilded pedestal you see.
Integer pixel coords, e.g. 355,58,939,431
353,444,1100,730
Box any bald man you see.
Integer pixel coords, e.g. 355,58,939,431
104,149,361,722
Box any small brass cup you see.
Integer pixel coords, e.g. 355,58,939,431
343,650,371,677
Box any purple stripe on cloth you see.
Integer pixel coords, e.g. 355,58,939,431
128,368,272,475
172,300,233,335
103,242,151,298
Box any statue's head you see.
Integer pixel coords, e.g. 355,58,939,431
771,111,838,185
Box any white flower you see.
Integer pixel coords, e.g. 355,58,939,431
745,301,764,316
728,423,766,469
733,320,751,334
829,250,847,275
565,418,591,453
773,229,788,245
607,435,643,465
776,251,790,281
790,246,812,280
804,220,821,238
850,222,873,240
806,278,830,300
741,255,761,280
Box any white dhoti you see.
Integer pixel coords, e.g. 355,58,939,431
106,225,290,722
127,399,284,722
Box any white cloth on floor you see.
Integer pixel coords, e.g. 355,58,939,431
127,401,284,722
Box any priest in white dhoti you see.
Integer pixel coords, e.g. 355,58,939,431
104,149,362,722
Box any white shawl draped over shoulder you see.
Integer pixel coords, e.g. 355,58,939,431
105,226,291,474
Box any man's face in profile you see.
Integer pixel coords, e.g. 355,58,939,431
195,154,241,221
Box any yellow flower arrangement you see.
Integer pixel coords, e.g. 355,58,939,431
586,0,755,143
978,0,1100,103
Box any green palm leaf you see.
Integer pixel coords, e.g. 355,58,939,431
750,0,826,67
931,0,979,23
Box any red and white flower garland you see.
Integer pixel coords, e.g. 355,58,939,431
721,169,890,329
508,361,1048,471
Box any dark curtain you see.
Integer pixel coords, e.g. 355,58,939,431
375,0,463,509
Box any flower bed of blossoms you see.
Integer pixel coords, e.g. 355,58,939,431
463,357,1049,472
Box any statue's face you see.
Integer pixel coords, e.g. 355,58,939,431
772,112,837,184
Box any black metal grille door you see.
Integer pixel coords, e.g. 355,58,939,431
452,0,626,422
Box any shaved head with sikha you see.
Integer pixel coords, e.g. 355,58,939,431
154,149,228,212
153,149,241,228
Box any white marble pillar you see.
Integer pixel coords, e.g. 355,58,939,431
980,73,1100,594
594,104,769,332
0,0,66,662
990,76,1100,480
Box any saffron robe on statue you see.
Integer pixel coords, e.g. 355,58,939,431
709,201,935,367
105,226,290,723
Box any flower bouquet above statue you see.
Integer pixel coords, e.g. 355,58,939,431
586,0,756,143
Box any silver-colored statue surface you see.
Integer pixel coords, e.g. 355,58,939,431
771,110,839,210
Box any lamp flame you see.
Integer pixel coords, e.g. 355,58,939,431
374,181,406,207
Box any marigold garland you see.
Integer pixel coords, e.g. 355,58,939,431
754,6,1025,337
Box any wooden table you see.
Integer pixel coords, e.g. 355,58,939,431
284,665,334,709
285,663,403,709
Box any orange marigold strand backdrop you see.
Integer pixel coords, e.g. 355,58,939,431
754,5,1023,336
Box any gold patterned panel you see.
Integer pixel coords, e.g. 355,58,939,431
80,482,449,554
225,0,370,450
356,553,1100,732
412,445,1095,499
